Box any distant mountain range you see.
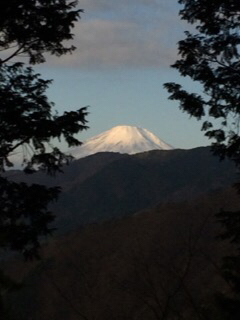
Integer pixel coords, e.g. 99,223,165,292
4,127,240,320
4,144,240,320
7,147,238,232
70,125,173,158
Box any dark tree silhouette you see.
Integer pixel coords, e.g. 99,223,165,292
164,0,240,164
164,1,240,318
0,0,88,259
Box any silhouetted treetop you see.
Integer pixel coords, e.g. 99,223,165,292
164,0,240,165
0,0,88,260
179,0,239,34
0,63,88,174
165,1,240,318
0,0,83,64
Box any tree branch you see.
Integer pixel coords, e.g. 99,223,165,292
0,43,26,64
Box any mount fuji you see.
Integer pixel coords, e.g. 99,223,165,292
70,125,173,159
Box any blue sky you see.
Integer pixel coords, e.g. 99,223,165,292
38,0,210,149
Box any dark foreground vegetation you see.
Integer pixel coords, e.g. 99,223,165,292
1,0,240,319
2,186,239,320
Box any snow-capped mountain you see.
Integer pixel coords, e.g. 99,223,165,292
71,125,173,159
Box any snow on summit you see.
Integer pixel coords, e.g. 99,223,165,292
71,125,174,159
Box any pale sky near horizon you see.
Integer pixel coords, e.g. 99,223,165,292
37,0,210,150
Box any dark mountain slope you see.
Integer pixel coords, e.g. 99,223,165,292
4,187,240,320
6,147,238,231
6,152,127,191
54,147,238,229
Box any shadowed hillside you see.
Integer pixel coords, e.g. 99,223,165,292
5,147,238,232
3,187,240,320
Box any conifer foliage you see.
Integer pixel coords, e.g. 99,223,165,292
0,0,88,258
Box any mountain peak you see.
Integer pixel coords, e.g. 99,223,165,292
71,125,173,159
